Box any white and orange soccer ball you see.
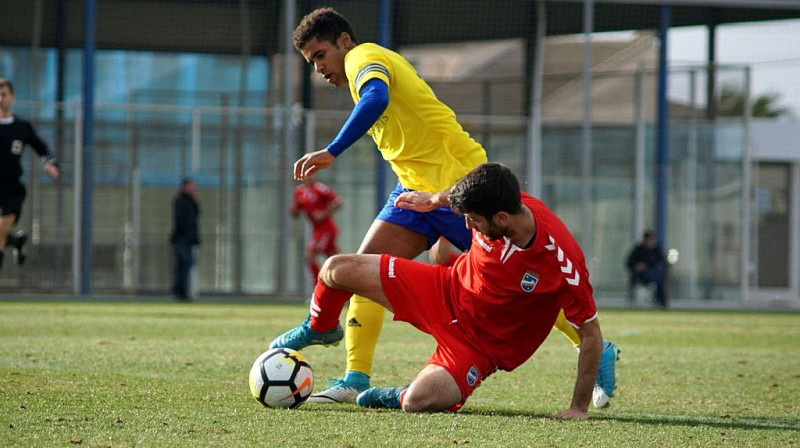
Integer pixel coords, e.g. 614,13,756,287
249,348,313,409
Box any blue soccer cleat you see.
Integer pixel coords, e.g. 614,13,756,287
307,371,371,404
356,386,408,409
593,340,620,408
268,315,343,351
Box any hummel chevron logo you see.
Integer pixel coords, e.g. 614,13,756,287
559,257,573,274
545,236,580,286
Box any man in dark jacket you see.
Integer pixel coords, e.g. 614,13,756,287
170,178,200,301
0,78,60,271
626,230,668,309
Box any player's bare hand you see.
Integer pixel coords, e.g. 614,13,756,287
394,191,439,212
294,150,335,180
310,210,327,222
552,408,589,420
44,164,60,180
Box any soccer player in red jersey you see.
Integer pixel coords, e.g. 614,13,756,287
272,163,605,418
290,175,342,282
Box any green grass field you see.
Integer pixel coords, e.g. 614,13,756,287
1,300,798,447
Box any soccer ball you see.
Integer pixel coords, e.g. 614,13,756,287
249,347,314,409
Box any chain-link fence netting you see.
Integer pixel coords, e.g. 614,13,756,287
2,0,789,304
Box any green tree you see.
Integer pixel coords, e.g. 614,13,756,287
717,84,792,118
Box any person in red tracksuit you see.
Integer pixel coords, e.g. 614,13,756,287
290,175,342,283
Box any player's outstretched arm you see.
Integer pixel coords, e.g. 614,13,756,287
553,318,603,420
326,199,343,215
29,129,60,180
293,150,336,180
293,79,389,181
44,163,60,180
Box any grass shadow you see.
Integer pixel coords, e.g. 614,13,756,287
291,403,799,432
458,407,800,431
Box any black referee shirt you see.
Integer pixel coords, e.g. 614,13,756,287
0,116,54,187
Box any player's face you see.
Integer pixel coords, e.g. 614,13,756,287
464,213,505,241
301,35,350,88
0,86,13,117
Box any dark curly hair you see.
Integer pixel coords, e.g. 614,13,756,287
293,7,358,51
0,78,14,93
448,163,522,221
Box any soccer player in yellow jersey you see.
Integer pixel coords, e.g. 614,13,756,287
270,7,619,408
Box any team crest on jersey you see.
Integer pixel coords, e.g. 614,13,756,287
466,366,479,386
520,270,539,292
11,140,23,155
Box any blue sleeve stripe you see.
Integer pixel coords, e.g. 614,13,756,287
354,63,390,90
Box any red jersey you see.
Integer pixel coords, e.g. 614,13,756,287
449,193,597,371
291,181,340,230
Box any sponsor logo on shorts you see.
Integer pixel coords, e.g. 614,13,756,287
388,257,396,278
11,140,23,155
520,270,539,292
466,366,478,387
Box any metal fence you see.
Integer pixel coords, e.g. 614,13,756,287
2,0,798,308
2,63,755,305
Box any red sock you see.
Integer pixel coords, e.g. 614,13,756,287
308,279,351,333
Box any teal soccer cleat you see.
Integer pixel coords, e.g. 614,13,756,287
268,315,344,351
592,340,620,408
356,386,408,409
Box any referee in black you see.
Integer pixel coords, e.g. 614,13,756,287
0,78,60,271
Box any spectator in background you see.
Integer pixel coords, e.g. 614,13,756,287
0,78,60,272
170,178,200,301
290,174,342,284
626,230,668,309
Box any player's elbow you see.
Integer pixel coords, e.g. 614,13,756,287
374,94,389,112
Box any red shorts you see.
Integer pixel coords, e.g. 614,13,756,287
308,221,338,255
380,255,496,406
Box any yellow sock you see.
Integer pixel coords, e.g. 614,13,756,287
344,294,385,376
554,309,581,350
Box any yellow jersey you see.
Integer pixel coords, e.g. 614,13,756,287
344,43,487,193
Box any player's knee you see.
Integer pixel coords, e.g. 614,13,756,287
401,389,451,413
318,254,353,287
400,389,427,413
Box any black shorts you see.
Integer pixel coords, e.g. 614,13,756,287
0,183,27,223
